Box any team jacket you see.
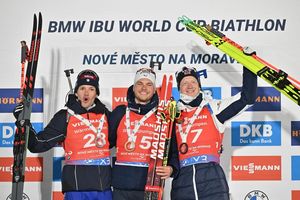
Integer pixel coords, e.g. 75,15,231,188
27,94,112,192
109,85,178,191
171,67,257,198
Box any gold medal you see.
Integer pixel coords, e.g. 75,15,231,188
124,141,135,152
179,143,188,154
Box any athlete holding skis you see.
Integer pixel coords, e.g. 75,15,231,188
109,67,177,200
171,66,257,200
13,69,113,200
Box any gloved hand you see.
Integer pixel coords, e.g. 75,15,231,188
13,103,24,120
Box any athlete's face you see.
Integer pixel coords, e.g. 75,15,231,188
133,78,155,104
179,76,200,98
76,85,98,109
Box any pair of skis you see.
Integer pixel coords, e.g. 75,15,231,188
179,15,300,106
11,13,42,200
144,75,176,200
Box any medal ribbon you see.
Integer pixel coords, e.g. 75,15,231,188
125,107,157,143
178,100,207,143
68,108,106,147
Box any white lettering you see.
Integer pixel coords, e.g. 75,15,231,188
233,163,280,174
3,126,14,138
240,124,273,137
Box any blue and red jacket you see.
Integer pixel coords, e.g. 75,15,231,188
27,94,112,192
171,67,257,199
109,85,179,191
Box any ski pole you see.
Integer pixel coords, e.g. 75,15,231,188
150,61,162,71
64,69,74,94
64,69,74,123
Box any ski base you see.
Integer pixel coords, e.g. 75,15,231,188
11,12,42,200
144,75,174,200
179,15,300,106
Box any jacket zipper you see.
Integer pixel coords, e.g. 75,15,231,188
192,165,199,200
98,165,103,190
74,165,78,190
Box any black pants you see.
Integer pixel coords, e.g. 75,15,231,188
112,188,144,200
171,162,230,200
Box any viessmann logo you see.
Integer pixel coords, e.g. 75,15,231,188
112,88,127,109
231,156,281,180
0,157,43,182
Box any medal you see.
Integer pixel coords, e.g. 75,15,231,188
179,143,188,154
95,134,106,148
177,101,206,155
124,141,135,152
125,107,157,153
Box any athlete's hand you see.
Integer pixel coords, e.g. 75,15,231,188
156,166,173,179
13,103,24,120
